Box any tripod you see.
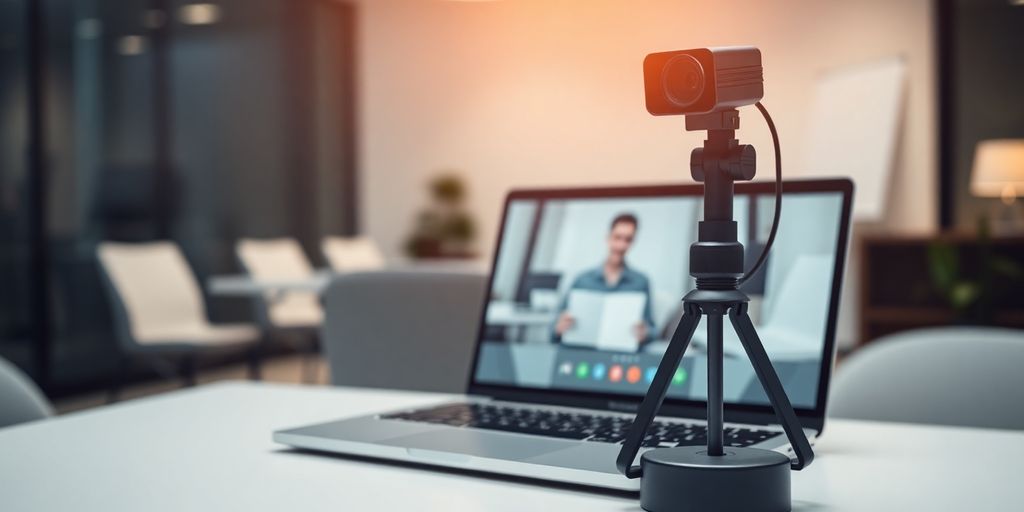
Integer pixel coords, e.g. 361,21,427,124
615,107,814,512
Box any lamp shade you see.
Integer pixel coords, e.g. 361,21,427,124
971,139,1024,202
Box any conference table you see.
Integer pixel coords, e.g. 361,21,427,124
2,382,1022,511
207,270,334,297
206,261,488,298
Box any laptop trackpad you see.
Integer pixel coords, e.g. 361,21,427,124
378,429,571,461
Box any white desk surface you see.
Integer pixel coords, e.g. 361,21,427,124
2,382,1022,511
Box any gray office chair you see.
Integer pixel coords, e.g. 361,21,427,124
829,327,1024,430
0,356,54,429
321,271,487,393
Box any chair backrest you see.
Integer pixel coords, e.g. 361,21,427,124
236,238,322,327
0,356,53,429
97,241,208,346
829,327,1024,430
321,236,386,273
321,271,487,393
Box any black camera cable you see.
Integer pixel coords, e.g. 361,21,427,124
738,101,782,286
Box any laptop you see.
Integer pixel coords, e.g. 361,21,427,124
274,178,853,491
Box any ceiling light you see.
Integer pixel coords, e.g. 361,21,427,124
179,3,222,25
143,9,167,29
117,35,147,56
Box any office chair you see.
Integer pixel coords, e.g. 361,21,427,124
320,271,486,393
98,242,263,402
0,356,53,429
236,238,324,383
829,326,1024,430
321,236,386,273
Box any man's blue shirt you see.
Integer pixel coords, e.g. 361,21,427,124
554,264,656,347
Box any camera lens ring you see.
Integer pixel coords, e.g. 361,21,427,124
662,54,705,108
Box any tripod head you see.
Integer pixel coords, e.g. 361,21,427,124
685,109,756,290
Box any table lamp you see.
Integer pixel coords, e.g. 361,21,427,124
971,139,1024,233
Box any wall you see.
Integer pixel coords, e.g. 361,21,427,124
353,0,937,346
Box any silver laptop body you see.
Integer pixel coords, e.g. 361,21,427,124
275,180,853,492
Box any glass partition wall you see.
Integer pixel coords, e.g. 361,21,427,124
0,0,36,380
0,0,357,395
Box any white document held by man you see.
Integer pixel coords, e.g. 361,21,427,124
563,289,646,352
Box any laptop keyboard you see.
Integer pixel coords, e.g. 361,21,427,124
381,403,782,448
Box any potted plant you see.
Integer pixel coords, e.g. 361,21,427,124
928,219,1023,323
404,172,478,259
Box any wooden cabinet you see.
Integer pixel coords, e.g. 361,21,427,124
859,233,1024,345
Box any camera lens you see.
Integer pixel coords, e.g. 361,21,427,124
662,54,705,108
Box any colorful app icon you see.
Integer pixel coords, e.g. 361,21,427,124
592,363,607,380
672,367,688,386
626,366,642,384
644,366,658,383
608,364,623,383
575,362,590,379
559,362,573,376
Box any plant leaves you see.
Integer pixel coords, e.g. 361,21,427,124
992,255,1024,279
950,281,980,309
927,242,958,291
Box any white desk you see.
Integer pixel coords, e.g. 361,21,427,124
2,382,1022,511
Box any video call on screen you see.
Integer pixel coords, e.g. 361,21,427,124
474,192,844,409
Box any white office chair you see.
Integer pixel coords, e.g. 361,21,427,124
829,327,1024,430
321,236,386,273
98,242,263,401
236,238,323,382
0,356,53,429
237,238,324,328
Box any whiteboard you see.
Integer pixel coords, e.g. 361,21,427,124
800,57,906,221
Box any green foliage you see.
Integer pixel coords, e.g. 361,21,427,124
443,212,476,242
430,173,466,204
991,255,1024,280
927,234,1024,320
927,242,958,293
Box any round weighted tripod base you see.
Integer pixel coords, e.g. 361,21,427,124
639,446,792,512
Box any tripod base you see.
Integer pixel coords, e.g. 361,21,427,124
639,446,791,512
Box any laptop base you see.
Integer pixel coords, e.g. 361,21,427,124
640,445,790,512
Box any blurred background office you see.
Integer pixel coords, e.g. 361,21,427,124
1,0,1022,419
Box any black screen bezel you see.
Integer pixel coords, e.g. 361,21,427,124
466,178,853,433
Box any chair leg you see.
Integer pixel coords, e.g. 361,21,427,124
301,333,321,384
180,354,198,387
108,355,129,404
248,340,264,381
302,351,323,384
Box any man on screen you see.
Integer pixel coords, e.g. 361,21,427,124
553,213,656,349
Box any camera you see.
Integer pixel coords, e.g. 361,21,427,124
643,46,763,116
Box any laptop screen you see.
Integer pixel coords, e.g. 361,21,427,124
471,183,848,412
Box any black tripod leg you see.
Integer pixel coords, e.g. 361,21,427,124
706,312,725,456
729,304,814,470
616,303,702,478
